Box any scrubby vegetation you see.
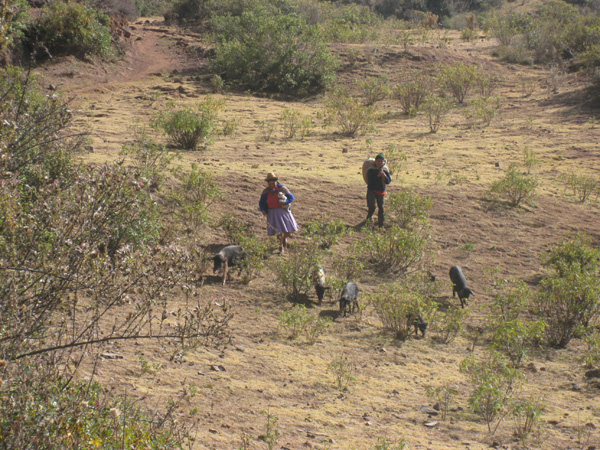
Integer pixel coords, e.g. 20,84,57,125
4,0,600,447
0,66,230,448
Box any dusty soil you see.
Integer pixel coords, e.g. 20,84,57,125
37,17,600,450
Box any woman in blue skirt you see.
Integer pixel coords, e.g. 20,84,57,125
259,172,298,255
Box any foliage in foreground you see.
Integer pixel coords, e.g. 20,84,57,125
1,65,231,447
0,363,191,449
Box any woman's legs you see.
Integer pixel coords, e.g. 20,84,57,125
277,233,291,254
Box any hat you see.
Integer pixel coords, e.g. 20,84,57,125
375,153,385,160
265,172,278,181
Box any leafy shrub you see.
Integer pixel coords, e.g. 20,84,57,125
393,78,430,116
256,119,277,141
327,356,356,391
489,163,538,207
275,244,323,300
237,233,272,284
373,436,409,450
358,225,428,274
169,163,222,228
280,108,302,139
464,96,501,128
135,0,174,16
540,233,600,277
559,172,600,203
437,63,481,104
387,189,432,231
478,72,502,97
324,86,377,136
217,213,252,244
331,248,365,284
510,396,545,441
581,331,600,368
382,143,407,180
358,76,391,106
460,351,524,434
209,4,337,96
26,0,113,59
152,98,223,150
0,364,190,449
279,304,331,344
425,384,458,420
302,217,348,249
421,95,454,133
317,2,381,43
0,66,82,190
433,306,469,344
536,235,600,347
369,282,437,340
0,0,30,53
120,127,178,191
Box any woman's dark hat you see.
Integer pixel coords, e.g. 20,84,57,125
375,153,385,160
265,172,278,181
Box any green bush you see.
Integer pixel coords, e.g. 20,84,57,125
280,108,302,139
387,189,433,231
279,304,331,344
536,235,600,347
394,78,430,116
301,217,348,249
169,163,222,227
152,98,223,150
120,127,178,191
0,0,30,53
275,244,323,301
382,143,407,180
369,282,437,340
135,0,174,16
433,306,469,344
327,356,356,391
209,3,337,96
437,63,481,104
460,351,524,434
464,96,501,128
317,2,381,43
425,384,458,420
358,76,391,106
27,0,113,59
358,225,428,274
0,364,189,449
0,66,81,190
421,95,454,133
489,163,538,207
510,396,545,441
559,172,600,203
324,86,377,136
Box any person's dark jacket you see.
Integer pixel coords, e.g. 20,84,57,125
367,167,391,194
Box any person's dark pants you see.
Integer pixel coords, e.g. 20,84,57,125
366,190,385,227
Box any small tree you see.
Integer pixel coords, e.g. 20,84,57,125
437,63,481,104
324,86,377,136
460,351,523,434
489,163,537,207
421,95,453,133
